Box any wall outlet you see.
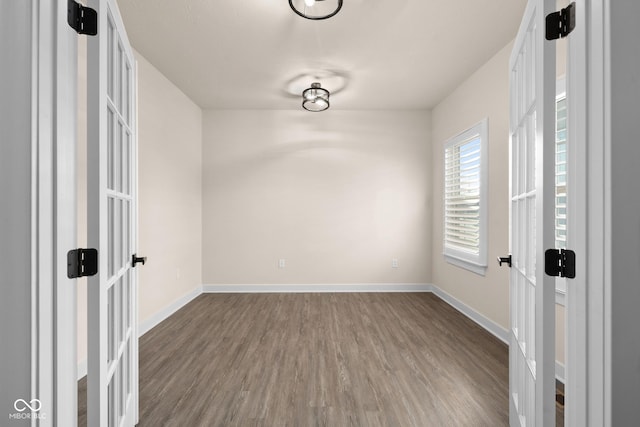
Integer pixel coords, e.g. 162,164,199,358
392,259,399,268
278,259,286,268
176,268,181,279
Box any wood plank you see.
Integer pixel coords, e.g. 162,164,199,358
78,292,533,426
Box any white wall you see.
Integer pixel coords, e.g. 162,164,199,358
431,42,513,330
77,49,203,369
202,110,432,285
135,51,203,324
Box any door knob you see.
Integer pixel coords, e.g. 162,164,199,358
497,255,512,267
132,254,147,267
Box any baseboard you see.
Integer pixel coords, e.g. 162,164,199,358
202,283,432,293
78,285,203,380
430,284,510,344
139,285,203,336
430,283,566,383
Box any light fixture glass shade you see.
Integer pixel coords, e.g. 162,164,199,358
289,0,343,20
302,82,330,112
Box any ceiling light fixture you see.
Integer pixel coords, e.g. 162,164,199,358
302,82,330,112
289,0,343,20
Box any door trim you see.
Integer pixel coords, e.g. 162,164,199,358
7,0,79,425
565,0,610,425
54,1,80,424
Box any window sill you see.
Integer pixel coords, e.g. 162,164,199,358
444,255,487,276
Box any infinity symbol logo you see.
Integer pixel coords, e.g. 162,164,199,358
14,399,42,412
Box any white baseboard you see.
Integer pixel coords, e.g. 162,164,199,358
202,283,432,293
77,285,203,380
430,284,510,344
430,283,566,383
139,285,203,336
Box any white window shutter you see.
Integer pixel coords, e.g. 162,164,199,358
443,119,488,275
445,138,481,254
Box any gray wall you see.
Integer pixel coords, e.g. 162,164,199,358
0,1,34,423
609,0,640,422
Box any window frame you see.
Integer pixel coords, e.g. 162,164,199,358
442,118,489,276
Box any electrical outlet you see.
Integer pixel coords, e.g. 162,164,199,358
279,259,286,268
176,268,181,280
392,259,399,268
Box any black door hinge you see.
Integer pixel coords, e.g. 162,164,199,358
67,248,99,279
68,0,98,36
546,2,576,40
545,249,576,279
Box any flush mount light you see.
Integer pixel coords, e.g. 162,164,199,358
289,0,343,20
302,82,330,112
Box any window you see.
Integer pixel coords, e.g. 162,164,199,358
443,119,488,275
555,79,567,304
555,95,567,250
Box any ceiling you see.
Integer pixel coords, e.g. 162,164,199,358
118,0,526,110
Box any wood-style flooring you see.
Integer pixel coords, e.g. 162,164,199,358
78,293,563,426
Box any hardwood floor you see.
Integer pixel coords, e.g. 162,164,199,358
78,292,538,426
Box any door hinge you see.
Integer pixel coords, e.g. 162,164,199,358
546,2,576,40
544,249,576,279
67,0,98,36
67,248,98,279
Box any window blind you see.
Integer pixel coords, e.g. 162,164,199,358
555,96,567,249
444,136,482,255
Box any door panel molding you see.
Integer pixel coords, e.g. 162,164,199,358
87,0,138,424
0,1,78,425
509,0,557,424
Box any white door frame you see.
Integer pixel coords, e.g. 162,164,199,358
54,0,81,423
39,1,79,424
0,0,77,425
510,0,614,424
565,1,588,425
565,0,610,425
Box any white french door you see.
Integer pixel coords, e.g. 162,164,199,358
509,0,557,426
87,0,139,425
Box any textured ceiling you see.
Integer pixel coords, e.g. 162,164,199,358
118,0,526,110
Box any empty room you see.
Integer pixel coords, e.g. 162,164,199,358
2,0,640,426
